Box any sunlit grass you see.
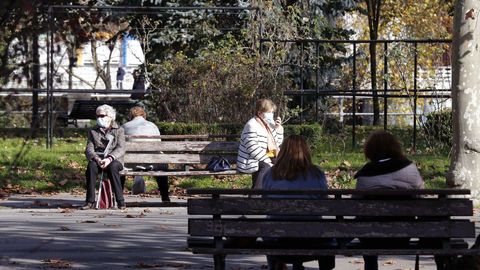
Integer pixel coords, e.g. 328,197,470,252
0,129,451,192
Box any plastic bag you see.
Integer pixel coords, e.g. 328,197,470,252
206,156,231,172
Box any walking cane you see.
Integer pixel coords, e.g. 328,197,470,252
95,134,115,209
95,171,105,209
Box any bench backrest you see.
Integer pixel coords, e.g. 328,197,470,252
187,189,475,240
125,136,239,165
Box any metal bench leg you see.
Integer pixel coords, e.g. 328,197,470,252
213,254,225,270
415,255,419,270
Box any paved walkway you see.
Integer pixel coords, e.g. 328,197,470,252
0,193,475,270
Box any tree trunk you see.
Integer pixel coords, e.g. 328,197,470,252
369,41,380,125
366,0,381,125
447,0,480,201
31,33,40,131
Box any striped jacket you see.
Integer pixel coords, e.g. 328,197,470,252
237,117,284,173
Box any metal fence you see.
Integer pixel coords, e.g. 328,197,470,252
260,38,452,148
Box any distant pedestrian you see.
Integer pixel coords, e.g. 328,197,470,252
116,67,125,89
131,69,145,99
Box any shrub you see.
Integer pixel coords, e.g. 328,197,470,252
156,122,243,136
422,110,452,146
284,124,322,148
156,122,323,149
145,43,290,125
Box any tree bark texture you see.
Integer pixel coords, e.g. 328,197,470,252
447,0,480,202
366,0,381,125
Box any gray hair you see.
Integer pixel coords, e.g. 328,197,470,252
96,104,116,121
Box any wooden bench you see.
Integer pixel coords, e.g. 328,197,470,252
120,135,240,177
187,188,478,270
59,99,136,127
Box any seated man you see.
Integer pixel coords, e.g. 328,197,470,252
121,106,170,202
82,104,126,210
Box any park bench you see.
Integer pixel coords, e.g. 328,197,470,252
187,188,478,270
120,135,240,177
59,99,137,127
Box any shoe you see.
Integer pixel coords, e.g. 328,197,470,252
80,202,94,210
117,203,126,210
161,196,170,202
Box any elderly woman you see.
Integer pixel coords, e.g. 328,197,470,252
82,104,126,210
237,99,284,189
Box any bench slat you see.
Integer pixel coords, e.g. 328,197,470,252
121,170,239,177
125,141,239,152
188,219,475,238
189,247,478,256
186,188,471,196
126,134,239,140
187,198,473,216
124,154,237,164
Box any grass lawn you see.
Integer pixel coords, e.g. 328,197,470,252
0,129,450,194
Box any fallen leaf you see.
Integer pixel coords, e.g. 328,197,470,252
104,224,121,228
135,262,157,268
382,259,397,265
41,259,72,268
59,226,71,231
349,259,364,264
58,180,68,186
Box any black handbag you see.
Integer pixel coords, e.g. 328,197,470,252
206,156,231,172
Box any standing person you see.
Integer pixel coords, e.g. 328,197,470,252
116,66,125,89
82,104,126,210
237,98,284,189
131,69,145,99
262,135,335,270
355,130,424,270
121,106,170,202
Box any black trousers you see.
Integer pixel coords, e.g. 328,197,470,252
85,160,125,206
155,176,169,199
120,164,169,199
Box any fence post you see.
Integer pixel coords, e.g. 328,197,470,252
383,42,388,130
352,42,357,148
413,42,418,151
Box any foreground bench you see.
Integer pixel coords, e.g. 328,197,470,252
187,188,478,270
120,135,240,177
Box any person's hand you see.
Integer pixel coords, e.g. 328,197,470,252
274,116,284,132
100,158,112,169
94,157,102,166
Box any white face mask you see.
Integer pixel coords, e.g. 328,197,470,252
263,112,275,126
97,117,111,128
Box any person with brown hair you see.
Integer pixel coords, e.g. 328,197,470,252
355,130,423,190
355,130,423,270
262,135,334,270
237,98,284,189
121,106,170,202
